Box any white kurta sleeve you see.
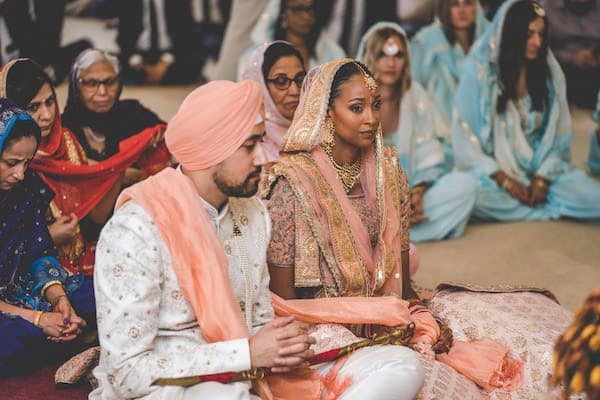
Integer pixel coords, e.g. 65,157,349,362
94,202,251,399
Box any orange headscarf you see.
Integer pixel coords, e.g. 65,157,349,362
165,80,263,171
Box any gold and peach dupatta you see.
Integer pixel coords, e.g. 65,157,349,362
268,59,524,392
269,58,406,298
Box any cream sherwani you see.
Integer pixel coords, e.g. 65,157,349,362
91,195,424,400
90,196,272,400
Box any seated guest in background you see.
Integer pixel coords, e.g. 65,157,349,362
238,0,345,79
116,0,205,84
0,100,94,377
357,22,477,242
453,0,600,222
62,49,171,186
1,58,163,275
411,0,489,152
0,0,92,83
589,90,600,175
241,41,306,164
543,0,599,109
91,79,424,399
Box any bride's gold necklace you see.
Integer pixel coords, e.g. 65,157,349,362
322,143,361,193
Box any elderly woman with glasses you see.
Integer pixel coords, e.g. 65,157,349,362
62,49,171,183
241,41,306,164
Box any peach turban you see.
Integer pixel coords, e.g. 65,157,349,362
165,80,263,171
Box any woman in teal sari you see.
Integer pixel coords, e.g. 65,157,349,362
411,0,489,165
357,22,477,242
453,0,600,221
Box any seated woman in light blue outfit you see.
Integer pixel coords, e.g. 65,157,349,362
357,22,477,242
237,0,345,79
588,90,600,176
411,0,489,164
453,0,600,222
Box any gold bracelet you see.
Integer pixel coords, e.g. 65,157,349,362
33,311,44,328
41,280,62,297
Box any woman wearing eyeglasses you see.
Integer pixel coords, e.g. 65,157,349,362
238,0,345,80
241,41,306,164
62,49,172,185
1,58,163,276
357,22,477,242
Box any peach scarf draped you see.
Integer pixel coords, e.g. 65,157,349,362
114,168,337,399
274,59,523,392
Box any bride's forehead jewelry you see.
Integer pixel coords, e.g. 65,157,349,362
383,39,400,57
532,2,545,17
353,62,378,95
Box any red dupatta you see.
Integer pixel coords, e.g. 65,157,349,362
31,106,167,219
0,58,170,220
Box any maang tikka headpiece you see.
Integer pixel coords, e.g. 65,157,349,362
354,62,378,95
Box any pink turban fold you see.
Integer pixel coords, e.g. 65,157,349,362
165,80,264,171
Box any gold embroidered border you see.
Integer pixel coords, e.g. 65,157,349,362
269,154,370,297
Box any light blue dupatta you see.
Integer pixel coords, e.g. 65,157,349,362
452,0,573,183
411,2,489,139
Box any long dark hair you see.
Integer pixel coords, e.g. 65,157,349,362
329,61,375,107
437,0,477,46
262,41,306,80
497,1,549,113
273,0,330,59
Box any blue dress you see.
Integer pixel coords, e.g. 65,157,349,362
0,103,95,377
452,0,600,222
357,22,477,242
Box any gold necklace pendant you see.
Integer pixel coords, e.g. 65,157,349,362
322,143,361,193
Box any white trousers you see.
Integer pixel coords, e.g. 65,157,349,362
164,345,424,400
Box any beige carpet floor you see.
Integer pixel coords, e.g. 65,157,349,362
58,18,600,311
